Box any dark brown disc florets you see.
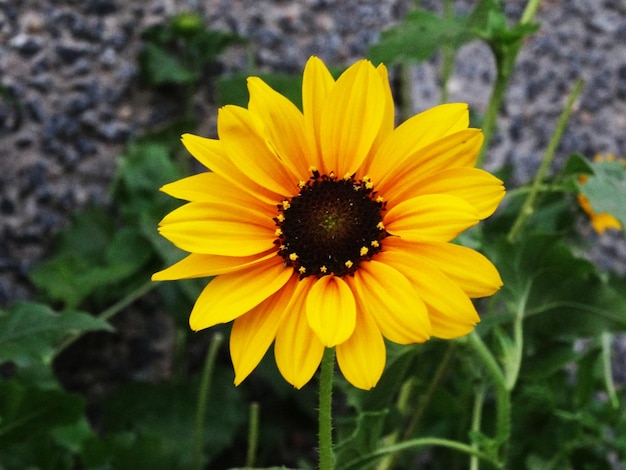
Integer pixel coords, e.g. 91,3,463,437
274,170,387,278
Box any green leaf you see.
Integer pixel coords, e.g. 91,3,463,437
0,380,85,442
140,43,197,87
335,410,390,469
29,217,153,308
51,415,95,454
114,140,184,201
81,432,181,470
520,341,582,380
368,10,469,64
561,152,594,178
578,159,626,229
0,302,112,366
139,15,243,88
485,235,626,338
230,467,298,470
0,380,90,469
94,369,246,468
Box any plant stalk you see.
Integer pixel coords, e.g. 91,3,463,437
246,402,260,467
477,0,543,167
192,333,224,470
55,281,155,356
319,347,336,470
466,331,510,466
339,436,501,470
507,79,584,242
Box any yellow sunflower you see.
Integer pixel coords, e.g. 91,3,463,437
153,56,504,390
578,154,624,234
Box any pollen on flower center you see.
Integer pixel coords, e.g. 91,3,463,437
274,170,387,278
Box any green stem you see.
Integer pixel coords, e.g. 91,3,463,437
476,66,508,168
55,281,155,356
246,402,260,467
477,0,543,167
440,0,455,103
505,183,568,198
507,79,584,242
504,286,528,391
465,331,511,464
192,333,224,470
339,437,501,470
377,343,457,470
319,347,336,470
520,0,542,25
470,386,486,470
403,343,456,440
376,379,414,470
601,332,619,409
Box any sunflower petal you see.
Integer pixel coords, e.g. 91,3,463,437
181,133,279,205
189,257,292,331
230,276,298,385
408,241,503,297
347,260,430,344
160,172,273,215
306,275,356,347
380,247,479,339
157,202,275,256
320,60,385,176
152,251,276,281
274,278,325,389
377,129,483,198
368,103,469,183
385,194,480,243
336,308,385,390
218,105,297,197
371,64,396,152
395,167,505,219
247,77,312,178
302,56,335,168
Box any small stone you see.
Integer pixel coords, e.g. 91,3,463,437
589,12,621,33
71,58,93,76
59,147,81,170
98,122,131,143
617,64,626,99
15,132,34,149
70,16,104,42
9,33,43,57
66,95,95,116
84,0,118,15
27,75,53,93
30,57,50,75
100,47,117,68
21,162,48,194
616,21,626,41
74,137,97,155
25,100,46,123
56,43,89,65
0,197,15,215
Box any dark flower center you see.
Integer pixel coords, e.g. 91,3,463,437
274,170,387,278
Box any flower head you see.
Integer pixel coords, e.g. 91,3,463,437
153,57,504,390
578,154,624,234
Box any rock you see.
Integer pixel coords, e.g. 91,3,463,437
9,33,43,57
83,0,118,16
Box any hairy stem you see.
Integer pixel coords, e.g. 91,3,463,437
507,79,584,242
192,333,224,470
319,347,336,470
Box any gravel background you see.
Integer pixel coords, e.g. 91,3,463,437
1,0,625,371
